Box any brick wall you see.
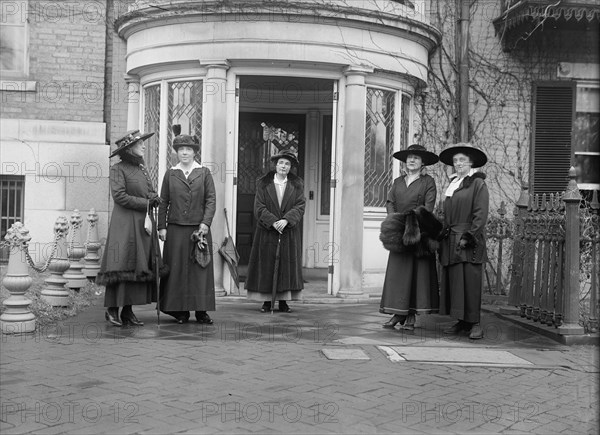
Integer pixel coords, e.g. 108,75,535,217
0,0,107,122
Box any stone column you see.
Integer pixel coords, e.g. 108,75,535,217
200,60,230,296
336,66,372,298
124,74,140,131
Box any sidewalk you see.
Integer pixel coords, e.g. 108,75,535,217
1,293,598,434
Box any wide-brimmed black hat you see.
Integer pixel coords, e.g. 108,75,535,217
270,150,299,166
172,134,200,152
110,130,154,157
393,144,439,166
439,142,488,168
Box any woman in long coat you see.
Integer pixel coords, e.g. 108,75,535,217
96,130,161,327
379,144,441,330
158,134,216,324
438,143,489,340
246,150,305,313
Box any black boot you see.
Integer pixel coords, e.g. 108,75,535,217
195,311,213,324
121,305,144,326
105,307,122,327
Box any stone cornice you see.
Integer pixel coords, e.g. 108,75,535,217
115,0,441,53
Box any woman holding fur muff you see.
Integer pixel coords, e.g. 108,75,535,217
438,143,489,340
379,145,442,330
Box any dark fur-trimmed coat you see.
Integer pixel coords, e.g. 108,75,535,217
245,172,306,294
438,172,489,266
96,154,166,286
380,206,443,257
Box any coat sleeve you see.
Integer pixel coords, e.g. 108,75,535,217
283,181,306,227
157,171,170,230
201,169,216,227
423,176,437,212
254,181,279,230
110,164,147,211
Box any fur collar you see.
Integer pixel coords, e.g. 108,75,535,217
461,172,486,189
259,171,303,189
119,152,145,167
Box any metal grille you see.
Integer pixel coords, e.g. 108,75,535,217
0,175,25,263
237,117,301,195
143,84,161,190
364,88,395,207
168,80,203,166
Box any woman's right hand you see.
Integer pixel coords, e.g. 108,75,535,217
158,229,167,241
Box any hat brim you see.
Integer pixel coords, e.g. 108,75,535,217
109,132,155,158
270,154,299,166
392,149,439,166
173,143,200,152
439,146,488,168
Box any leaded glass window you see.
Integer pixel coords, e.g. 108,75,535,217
364,88,395,207
167,80,203,167
143,84,161,190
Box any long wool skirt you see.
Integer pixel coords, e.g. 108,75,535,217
439,262,482,323
379,251,439,315
159,224,215,312
104,281,154,307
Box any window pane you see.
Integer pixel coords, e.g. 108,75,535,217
0,26,25,72
320,115,332,216
364,88,395,207
143,84,161,190
168,80,203,166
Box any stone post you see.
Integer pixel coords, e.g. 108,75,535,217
82,209,102,280
0,222,35,334
41,216,71,307
558,167,584,335
62,210,87,290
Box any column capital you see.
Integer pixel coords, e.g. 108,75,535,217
123,74,140,84
343,65,374,77
199,59,231,70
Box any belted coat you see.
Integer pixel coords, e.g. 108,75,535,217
245,172,305,294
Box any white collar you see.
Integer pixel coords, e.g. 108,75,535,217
172,161,202,171
273,174,288,185
445,169,477,197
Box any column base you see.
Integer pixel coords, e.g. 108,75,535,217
1,318,36,334
557,323,585,335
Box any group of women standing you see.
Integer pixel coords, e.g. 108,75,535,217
379,143,490,340
97,130,305,327
97,129,489,340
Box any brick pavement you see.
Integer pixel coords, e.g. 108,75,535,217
1,296,598,434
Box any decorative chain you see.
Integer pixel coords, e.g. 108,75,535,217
25,233,59,273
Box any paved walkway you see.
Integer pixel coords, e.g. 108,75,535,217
1,294,598,434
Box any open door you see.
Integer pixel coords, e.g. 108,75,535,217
236,112,306,273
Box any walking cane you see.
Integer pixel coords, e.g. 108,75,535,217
271,233,282,314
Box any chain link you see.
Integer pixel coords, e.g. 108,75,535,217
24,233,59,273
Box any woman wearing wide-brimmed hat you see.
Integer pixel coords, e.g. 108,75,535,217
157,133,216,324
438,142,489,340
245,150,306,313
97,130,162,327
379,144,442,330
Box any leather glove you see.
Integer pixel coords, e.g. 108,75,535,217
149,194,162,207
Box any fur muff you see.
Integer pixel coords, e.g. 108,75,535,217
380,206,443,257
402,210,421,246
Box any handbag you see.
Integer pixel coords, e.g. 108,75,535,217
191,229,211,268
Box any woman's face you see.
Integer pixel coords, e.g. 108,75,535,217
405,154,424,172
453,153,472,177
176,146,196,164
129,140,145,157
275,158,292,176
